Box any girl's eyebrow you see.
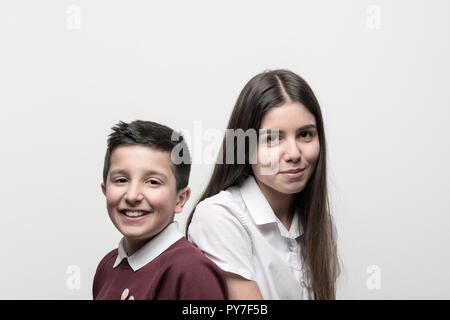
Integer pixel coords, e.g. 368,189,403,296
260,124,317,135
296,124,316,131
259,129,280,135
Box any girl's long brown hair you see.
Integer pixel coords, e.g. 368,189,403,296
185,69,341,299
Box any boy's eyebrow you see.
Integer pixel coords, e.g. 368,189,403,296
109,169,128,176
142,169,168,180
109,169,168,179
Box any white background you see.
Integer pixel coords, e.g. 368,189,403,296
1,0,449,299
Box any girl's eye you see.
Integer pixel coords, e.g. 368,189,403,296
299,131,313,140
264,135,279,145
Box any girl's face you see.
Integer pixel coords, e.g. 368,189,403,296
252,101,320,195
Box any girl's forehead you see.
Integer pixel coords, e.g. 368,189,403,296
260,102,316,129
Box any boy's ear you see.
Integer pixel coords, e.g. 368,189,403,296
174,186,191,214
101,182,106,196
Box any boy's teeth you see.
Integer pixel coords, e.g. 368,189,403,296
124,211,146,217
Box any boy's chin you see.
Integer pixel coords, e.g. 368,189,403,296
122,232,156,246
118,224,166,242
114,216,175,243
120,228,154,240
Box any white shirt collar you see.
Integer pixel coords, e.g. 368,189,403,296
113,221,183,271
239,175,304,239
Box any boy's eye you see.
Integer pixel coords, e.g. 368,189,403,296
147,180,160,185
115,178,127,183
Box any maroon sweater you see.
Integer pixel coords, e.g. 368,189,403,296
93,237,228,300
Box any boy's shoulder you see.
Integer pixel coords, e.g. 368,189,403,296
152,237,228,299
158,237,220,271
92,248,119,298
96,248,119,272
161,237,208,261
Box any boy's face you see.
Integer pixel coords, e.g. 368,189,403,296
101,145,190,246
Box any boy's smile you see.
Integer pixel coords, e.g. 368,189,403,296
120,208,152,218
101,145,190,255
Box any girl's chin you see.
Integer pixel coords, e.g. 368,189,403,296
276,181,305,194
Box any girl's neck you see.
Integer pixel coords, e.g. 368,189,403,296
255,179,295,230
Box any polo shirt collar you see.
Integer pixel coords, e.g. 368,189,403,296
113,221,183,271
240,175,304,239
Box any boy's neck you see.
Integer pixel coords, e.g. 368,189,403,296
123,220,177,256
124,237,151,256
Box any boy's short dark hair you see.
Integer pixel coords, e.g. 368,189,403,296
103,120,191,191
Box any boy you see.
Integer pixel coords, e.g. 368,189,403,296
93,120,228,300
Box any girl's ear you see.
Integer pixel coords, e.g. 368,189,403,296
101,182,106,196
174,186,191,214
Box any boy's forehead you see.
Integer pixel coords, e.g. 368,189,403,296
109,145,175,174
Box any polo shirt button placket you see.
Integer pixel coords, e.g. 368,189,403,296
289,239,294,251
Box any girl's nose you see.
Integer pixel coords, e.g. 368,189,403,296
283,138,301,163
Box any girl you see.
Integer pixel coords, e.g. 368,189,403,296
186,69,341,300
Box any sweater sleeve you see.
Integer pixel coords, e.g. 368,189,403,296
152,247,228,300
177,258,228,300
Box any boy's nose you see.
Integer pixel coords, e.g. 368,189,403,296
124,184,144,203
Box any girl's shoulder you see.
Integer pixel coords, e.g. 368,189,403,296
198,184,245,212
193,184,249,225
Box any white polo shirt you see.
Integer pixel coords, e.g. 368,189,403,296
188,175,315,300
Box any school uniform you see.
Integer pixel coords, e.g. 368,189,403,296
93,221,228,300
188,175,315,300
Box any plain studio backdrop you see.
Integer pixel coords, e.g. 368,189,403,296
0,0,449,299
